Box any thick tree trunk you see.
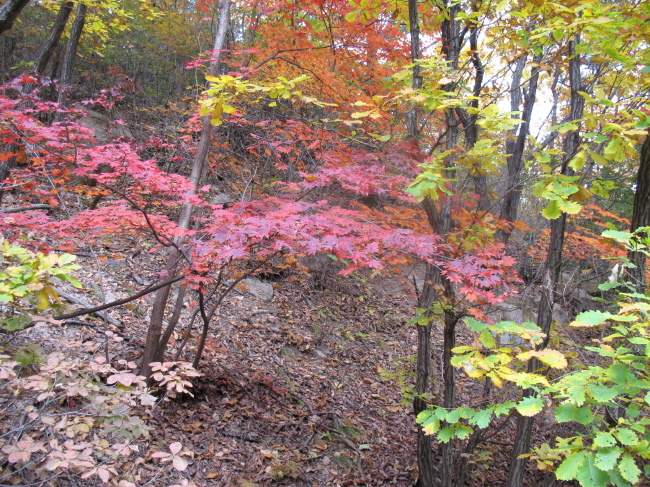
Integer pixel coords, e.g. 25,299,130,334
0,0,30,35
139,0,231,381
506,39,584,487
627,129,650,294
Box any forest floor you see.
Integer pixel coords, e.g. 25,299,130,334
1,227,582,487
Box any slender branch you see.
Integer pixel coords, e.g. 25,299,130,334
8,275,187,332
100,183,192,263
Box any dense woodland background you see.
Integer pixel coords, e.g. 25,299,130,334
0,0,649,486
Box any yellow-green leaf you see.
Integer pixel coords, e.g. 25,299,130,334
516,396,543,416
517,349,567,369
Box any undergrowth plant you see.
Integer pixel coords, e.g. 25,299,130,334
0,351,201,485
417,228,650,487
0,241,201,484
0,237,82,331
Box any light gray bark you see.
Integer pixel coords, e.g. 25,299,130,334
140,0,232,381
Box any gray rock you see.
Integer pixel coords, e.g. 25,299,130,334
242,278,273,301
79,109,133,144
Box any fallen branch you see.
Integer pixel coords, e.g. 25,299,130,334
0,204,51,213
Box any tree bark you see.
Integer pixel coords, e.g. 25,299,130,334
139,0,231,381
498,51,543,242
56,2,87,108
627,129,650,294
506,39,584,487
32,1,74,79
0,1,73,195
0,0,30,36
406,1,437,485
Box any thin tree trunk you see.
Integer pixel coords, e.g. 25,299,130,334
406,1,436,485
438,3,461,486
627,129,650,294
0,0,73,198
0,0,30,35
139,0,231,381
56,2,87,109
506,39,584,487
406,0,421,140
498,51,543,242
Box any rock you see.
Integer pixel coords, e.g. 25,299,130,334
210,193,235,206
242,277,273,301
79,108,133,144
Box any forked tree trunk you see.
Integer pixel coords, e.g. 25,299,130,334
0,0,30,35
56,2,87,109
31,1,73,82
506,39,585,487
139,0,231,380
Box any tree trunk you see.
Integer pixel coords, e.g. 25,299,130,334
32,1,74,80
406,1,436,485
627,129,650,294
56,2,87,108
506,39,584,487
0,0,30,36
498,51,543,242
0,0,73,196
139,0,231,381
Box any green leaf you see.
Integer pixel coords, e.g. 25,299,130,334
455,425,473,440
58,253,77,266
598,282,620,291
601,230,633,242
469,408,492,429
479,330,496,348
516,396,543,417
615,428,637,446
594,447,622,472
438,426,454,443
542,200,562,219
571,310,614,327
589,150,609,166
493,401,516,416
344,10,359,22
576,452,610,487
556,450,588,481
604,137,625,162
607,470,632,487
588,385,619,402
557,198,582,214
419,412,440,435
63,275,83,288
555,403,593,425
618,453,641,483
